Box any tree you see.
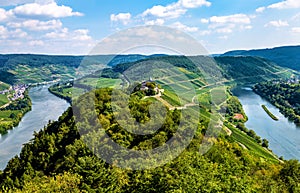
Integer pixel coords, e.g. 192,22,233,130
262,139,269,148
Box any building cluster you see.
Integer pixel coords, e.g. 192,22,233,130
0,84,28,101
287,76,299,84
11,84,28,101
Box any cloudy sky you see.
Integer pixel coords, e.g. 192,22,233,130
0,0,299,55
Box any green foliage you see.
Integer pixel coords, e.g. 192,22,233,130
215,56,286,83
0,87,299,192
223,45,300,71
0,90,31,134
262,105,279,121
226,122,278,162
221,96,247,122
0,82,10,91
253,81,300,125
0,54,297,192
0,94,9,107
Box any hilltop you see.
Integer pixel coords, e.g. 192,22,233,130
222,45,300,71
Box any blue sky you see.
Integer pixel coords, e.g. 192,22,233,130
0,0,299,54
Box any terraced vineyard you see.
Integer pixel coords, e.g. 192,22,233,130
47,55,292,164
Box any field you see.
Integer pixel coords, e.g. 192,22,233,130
0,82,10,91
78,77,122,88
0,94,9,107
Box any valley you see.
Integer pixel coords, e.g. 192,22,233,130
0,51,299,192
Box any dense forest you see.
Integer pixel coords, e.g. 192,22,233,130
223,45,300,71
253,80,300,125
0,87,299,192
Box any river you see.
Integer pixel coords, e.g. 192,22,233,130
0,86,69,170
232,86,300,160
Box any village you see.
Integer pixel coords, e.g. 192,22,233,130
0,84,28,102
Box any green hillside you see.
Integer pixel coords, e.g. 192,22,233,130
0,82,10,91
0,54,156,85
253,81,300,125
0,54,292,86
1,54,299,192
0,87,299,192
223,45,300,71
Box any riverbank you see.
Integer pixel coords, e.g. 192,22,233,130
48,88,72,104
232,86,300,160
0,86,70,169
253,81,300,125
0,90,32,135
262,105,279,121
0,80,63,135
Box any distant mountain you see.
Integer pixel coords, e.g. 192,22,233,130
214,56,290,83
0,54,157,84
222,45,300,71
100,55,290,84
0,53,292,85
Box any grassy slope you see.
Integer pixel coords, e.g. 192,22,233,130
0,94,9,107
226,123,278,162
0,82,10,91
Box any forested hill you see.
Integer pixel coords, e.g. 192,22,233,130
214,56,287,82
0,54,152,84
102,55,290,83
222,45,300,71
0,54,150,69
1,88,299,192
0,54,291,85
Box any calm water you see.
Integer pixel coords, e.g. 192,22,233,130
232,87,300,160
0,86,69,170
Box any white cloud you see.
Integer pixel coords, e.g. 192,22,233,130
29,40,44,46
215,27,233,34
145,19,165,25
110,13,131,25
0,26,9,39
170,22,198,32
204,14,251,34
209,14,251,24
291,27,300,33
256,7,266,13
142,4,186,19
45,28,68,38
0,8,13,22
198,30,211,36
241,25,253,30
73,29,91,41
12,2,83,18
8,19,62,31
142,0,211,19
179,0,211,8
200,18,209,23
10,29,27,38
0,26,27,39
264,20,289,27
292,12,300,20
218,35,228,40
45,28,92,41
268,0,300,9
